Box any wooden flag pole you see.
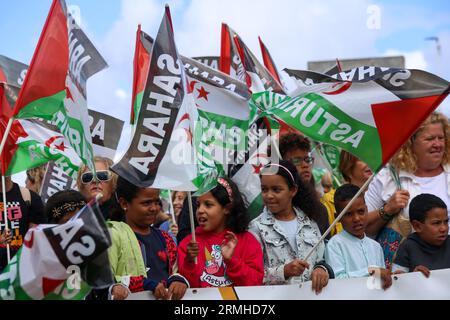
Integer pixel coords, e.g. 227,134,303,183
167,190,177,225
303,173,376,262
187,192,197,264
1,174,11,263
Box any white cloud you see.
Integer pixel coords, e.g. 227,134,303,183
383,49,428,70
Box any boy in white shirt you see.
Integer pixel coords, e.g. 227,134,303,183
325,184,392,289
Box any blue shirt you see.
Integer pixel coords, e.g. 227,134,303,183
325,230,385,279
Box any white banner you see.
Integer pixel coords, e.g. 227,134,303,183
128,268,450,300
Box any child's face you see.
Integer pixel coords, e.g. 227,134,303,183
413,208,449,246
260,174,297,216
337,197,368,239
196,192,229,233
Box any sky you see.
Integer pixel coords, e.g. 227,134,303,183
1,0,450,183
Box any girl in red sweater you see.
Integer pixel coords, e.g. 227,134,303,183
178,177,264,288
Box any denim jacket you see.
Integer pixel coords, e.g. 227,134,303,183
249,207,327,285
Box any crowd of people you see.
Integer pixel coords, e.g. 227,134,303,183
1,111,450,300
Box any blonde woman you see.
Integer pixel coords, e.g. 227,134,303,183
25,165,47,194
365,112,450,267
76,156,118,220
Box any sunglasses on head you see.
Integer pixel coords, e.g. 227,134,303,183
81,170,112,184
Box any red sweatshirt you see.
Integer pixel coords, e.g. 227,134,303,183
178,227,264,288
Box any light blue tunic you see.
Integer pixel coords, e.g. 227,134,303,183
325,230,385,279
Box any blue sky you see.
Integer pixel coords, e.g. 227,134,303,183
1,0,450,172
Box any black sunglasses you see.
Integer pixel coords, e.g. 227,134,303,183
290,156,314,166
81,170,112,184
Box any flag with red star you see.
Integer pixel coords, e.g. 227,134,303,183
10,0,107,173
5,118,81,178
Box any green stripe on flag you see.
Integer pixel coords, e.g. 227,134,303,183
260,92,383,171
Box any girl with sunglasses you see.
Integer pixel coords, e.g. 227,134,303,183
76,156,117,220
249,160,334,294
178,177,264,288
107,176,188,300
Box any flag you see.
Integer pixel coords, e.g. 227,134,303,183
323,58,343,76
130,25,152,125
6,119,81,179
219,23,246,83
258,36,283,88
183,56,251,167
113,7,199,191
0,200,113,300
12,0,107,172
192,56,220,71
255,67,450,173
0,55,28,118
233,29,285,94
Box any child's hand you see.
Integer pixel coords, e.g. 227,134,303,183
186,240,199,263
153,282,169,300
284,259,309,279
168,281,187,300
221,231,238,261
378,268,393,290
0,229,12,245
414,265,430,278
311,267,329,295
169,222,179,236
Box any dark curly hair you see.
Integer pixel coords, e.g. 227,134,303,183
260,160,322,223
279,133,311,158
206,177,250,233
110,176,160,222
45,190,87,224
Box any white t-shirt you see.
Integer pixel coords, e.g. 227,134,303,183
414,173,450,227
277,219,299,253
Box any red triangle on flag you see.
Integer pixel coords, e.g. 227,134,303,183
371,94,448,166
42,277,65,296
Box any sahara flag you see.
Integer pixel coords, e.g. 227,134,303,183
0,200,113,300
0,54,84,178
12,0,107,172
192,56,220,71
0,55,28,118
133,27,251,168
130,25,152,125
233,30,285,94
258,36,285,90
113,7,198,190
6,119,81,179
255,67,450,173
220,23,246,83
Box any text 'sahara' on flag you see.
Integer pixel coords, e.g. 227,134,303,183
113,7,199,191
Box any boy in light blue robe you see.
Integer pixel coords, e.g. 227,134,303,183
325,184,392,290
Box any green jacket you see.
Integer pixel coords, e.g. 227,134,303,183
107,221,147,283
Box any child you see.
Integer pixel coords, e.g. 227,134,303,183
325,184,392,289
392,193,450,277
45,190,87,224
249,160,333,294
107,176,189,300
178,177,264,288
